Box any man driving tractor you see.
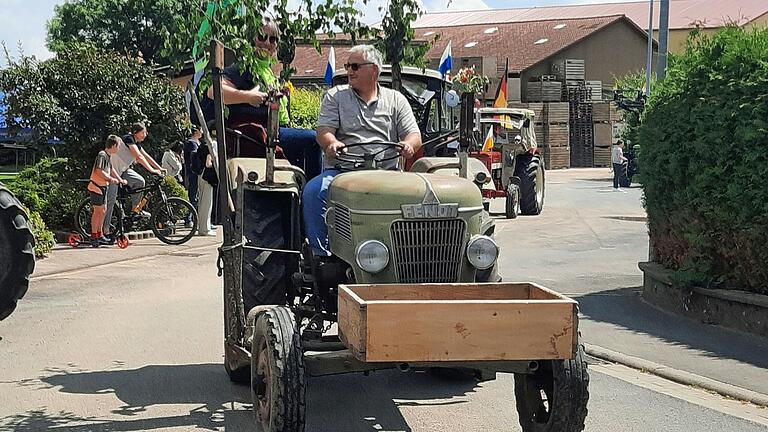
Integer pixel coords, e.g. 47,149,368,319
303,44,423,257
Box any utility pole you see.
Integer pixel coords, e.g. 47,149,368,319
645,0,655,95
657,0,670,80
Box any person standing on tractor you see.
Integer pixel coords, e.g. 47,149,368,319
88,135,127,247
612,139,628,191
303,44,422,257
103,122,165,238
201,17,321,180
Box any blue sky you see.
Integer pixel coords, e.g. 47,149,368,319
0,0,632,66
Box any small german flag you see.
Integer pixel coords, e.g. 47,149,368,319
493,58,514,129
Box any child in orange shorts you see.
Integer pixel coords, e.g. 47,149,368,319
88,135,126,247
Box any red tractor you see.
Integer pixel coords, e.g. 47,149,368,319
471,107,545,219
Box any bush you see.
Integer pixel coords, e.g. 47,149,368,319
289,87,323,130
26,210,55,258
638,25,768,294
161,175,189,200
6,158,85,231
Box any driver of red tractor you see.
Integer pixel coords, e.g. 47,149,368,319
201,17,321,180
303,44,422,257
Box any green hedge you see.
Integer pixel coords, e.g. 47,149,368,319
639,26,768,294
7,158,85,231
290,87,323,130
27,210,55,258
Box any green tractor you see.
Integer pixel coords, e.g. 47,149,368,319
0,182,35,320
199,43,589,432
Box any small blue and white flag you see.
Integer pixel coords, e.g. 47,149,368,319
438,41,452,78
324,47,336,86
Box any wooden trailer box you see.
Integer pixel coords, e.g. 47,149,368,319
337,282,578,363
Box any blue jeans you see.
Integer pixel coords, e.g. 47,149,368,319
302,169,341,256
185,171,198,223
279,127,322,181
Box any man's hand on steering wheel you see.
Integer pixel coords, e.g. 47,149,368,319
399,141,416,159
246,85,269,106
325,141,346,158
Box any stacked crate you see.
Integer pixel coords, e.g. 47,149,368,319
592,102,612,167
544,102,570,169
566,85,594,167
526,77,563,102
585,80,603,102
552,59,585,82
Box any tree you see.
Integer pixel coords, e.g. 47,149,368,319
47,0,193,65
0,43,189,172
375,0,434,91
164,0,370,84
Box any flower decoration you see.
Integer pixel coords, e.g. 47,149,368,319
451,66,490,95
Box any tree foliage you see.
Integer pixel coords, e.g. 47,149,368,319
638,25,768,294
47,0,192,65
163,0,369,84
0,43,189,172
375,0,434,91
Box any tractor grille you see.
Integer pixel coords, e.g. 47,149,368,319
333,205,352,243
390,219,466,283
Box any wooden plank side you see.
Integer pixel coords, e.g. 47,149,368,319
346,283,537,302
363,301,575,362
337,286,367,358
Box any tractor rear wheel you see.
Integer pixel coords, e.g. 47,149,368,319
251,306,306,432
516,154,545,215
514,338,589,432
0,183,35,321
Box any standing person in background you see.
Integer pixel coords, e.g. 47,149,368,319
195,140,218,237
183,128,202,228
612,140,628,191
162,142,184,183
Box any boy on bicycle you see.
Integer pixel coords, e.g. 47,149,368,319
88,135,127,247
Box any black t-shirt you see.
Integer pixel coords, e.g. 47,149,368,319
183,139,199,171
197,64,268,125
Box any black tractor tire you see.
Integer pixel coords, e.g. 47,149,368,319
0,183,35,321
505,184,520,219
242,197,289,314
516,154,545,215
251,306,306,432
514,339,589,432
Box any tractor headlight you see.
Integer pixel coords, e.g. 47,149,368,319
466,235,499,270
356,240,390,274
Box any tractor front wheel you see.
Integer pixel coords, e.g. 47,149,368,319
251,306,306,432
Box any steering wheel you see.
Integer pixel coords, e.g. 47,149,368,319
334,141,404,169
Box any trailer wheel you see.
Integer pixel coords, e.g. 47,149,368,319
514,339,589,432
516,154,545,215
251,306,306,432
0,183,35,321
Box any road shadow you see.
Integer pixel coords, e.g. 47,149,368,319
577,287,768,369
2,363,480,432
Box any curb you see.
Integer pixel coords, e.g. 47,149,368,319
584,343,768,407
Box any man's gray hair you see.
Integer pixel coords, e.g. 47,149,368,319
349,45,383,76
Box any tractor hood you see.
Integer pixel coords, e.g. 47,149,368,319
328,171,482,212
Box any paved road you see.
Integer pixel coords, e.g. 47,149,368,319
1,169,766,431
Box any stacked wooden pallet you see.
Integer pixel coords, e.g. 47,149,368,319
552,59,585,81
542,146,571,170
546,102,569,123
567,85,594,168
585,80,602,102
593,123,613,167
526,81,563,102
592,102,611,123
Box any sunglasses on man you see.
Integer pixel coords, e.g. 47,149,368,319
344,62,374,71
257,34,279,44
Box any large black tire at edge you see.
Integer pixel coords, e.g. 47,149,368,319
516,154,545,215
251,306,306,432
514,338,590,432
0,183,35,320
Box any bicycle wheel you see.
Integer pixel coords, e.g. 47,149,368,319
74,198,120,238
150,197,198,245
